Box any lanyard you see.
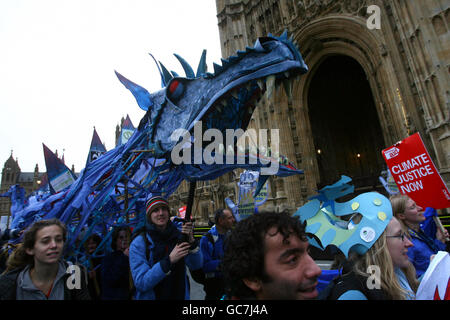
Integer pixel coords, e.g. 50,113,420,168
407,227,439,253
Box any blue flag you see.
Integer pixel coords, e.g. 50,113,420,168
86,127,107,165
42,143,77,194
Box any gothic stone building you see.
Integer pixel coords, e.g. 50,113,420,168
170,0,449,224
0,154,45,226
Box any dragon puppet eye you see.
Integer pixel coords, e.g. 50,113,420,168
167,79,185,101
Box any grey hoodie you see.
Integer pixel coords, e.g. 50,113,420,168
15,260,67,300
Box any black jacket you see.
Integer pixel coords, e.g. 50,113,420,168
318,269,387,300
100,250,130,300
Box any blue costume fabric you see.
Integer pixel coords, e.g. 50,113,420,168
421,207,444,240
394,268,415,300
200,225,227,278
337,290,368,300
406,226,446,278
317,269,341,293
129,221,202,300
200,225,230,300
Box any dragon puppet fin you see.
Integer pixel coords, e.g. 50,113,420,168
196,49,207,77
148,53,167,88
173,53,195,79
114,71,153,112
158,61,174,86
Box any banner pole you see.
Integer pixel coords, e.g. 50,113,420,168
434,210,450,243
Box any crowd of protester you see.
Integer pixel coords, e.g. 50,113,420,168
0,192,448,300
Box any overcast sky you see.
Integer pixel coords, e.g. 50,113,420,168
0,0,222,175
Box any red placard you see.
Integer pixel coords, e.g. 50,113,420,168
178,205,187,218
382,132,450,209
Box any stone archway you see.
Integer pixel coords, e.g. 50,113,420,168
290,15,396,195
307,54,385,190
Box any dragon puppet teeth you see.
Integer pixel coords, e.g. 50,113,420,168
283,78,293,100
266,75,276,99
230,89,239,100
257,79,264,91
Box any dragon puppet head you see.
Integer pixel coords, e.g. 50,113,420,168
115,30,307,155
114,30,307,195
293,175,393,257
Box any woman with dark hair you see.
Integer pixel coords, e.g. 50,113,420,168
0,218,90,300
100,226,132,300
129,196,202,300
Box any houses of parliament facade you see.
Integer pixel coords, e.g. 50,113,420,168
2,1,449,226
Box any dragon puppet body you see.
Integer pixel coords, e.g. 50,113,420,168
6,31,308,262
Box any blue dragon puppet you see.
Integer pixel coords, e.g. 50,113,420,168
6,31,308,263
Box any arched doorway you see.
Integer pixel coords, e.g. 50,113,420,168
307,55,385,191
